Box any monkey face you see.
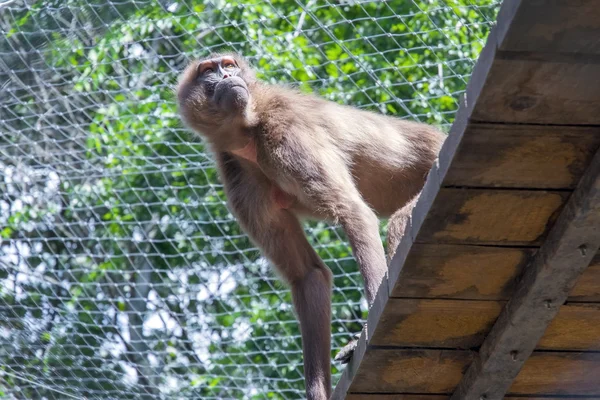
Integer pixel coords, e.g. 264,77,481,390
177,53,256,137
196,55,250,111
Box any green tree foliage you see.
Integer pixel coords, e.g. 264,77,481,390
0,1,498,398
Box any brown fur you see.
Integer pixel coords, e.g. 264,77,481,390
177,53,445,400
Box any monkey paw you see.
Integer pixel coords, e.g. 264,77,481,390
334,332,361,364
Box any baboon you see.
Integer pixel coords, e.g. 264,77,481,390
177,53,444,399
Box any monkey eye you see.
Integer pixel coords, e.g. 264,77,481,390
197,63,215,76
221,57,237,69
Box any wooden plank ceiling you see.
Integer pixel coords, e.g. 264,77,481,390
332,1,600,399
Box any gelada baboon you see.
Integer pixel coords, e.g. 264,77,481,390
177,53,444,399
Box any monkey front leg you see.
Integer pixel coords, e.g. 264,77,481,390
291,265,332,400
216,153,332,400
248,213,333,400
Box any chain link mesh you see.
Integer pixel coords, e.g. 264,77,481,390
0,0,499,398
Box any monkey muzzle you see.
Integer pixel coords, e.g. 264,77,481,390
213,76,250,112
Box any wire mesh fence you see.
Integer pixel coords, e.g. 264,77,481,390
0,0,499,398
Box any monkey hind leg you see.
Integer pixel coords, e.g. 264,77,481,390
386,193,420,263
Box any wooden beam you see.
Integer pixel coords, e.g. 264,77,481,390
350,349,474,394
443,124,600,190
496,0,600,55
348,397,600,400
469,1,600,126
347,349,600,395
390,245,600,301
416,189,567,246
347,396,449,400
470,58,600,125
450,147,600,400
370,299,600,351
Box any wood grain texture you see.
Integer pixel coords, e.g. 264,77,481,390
346,396,449,400
390,245,600,301
349,349,473,394
370,299,501,348
416,189,568,246
349,350,600,395
346,396,600,400
390,244,530,300
506,398,600,400
570,253,600,301
471,58,600,125
540,302,600,351
334,2,600,396
451,148,600,400
511,352,600,395
369,299,600,351
444,124,600,189
497,0,600,55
